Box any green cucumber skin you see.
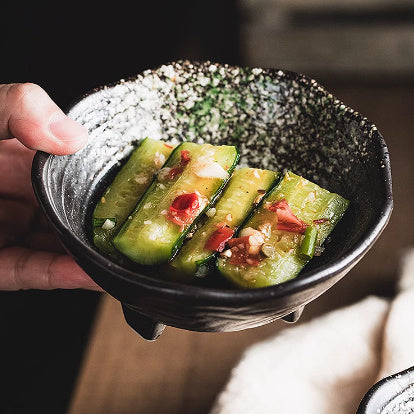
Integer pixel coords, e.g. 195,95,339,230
92,138,173,259
169,167,279,279
300,226,318,259
217,171,349,288
113,142,239,265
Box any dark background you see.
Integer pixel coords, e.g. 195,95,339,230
1,1,414,413
1,1,241,110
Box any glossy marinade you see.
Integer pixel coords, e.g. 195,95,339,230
113,142,239,265
92,138,173,258
169,167,279,278
217,171,349,288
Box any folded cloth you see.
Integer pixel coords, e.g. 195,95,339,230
377,249,414,380
210,249,414,414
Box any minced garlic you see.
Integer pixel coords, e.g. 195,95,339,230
154,152,166,168
221,249,232,258
134,174,149,184
205,207,217,218
102,219,115,230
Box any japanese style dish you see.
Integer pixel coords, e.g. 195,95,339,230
92,138,349,288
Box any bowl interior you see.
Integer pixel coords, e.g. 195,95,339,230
36,61,391,291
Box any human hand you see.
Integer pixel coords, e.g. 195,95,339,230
0,83,101,290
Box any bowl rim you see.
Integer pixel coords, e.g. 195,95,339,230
31,60,393,304
356,365,414,413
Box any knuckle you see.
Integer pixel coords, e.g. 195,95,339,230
7,82,44,110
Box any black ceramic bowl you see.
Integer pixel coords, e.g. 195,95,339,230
357,366,414,414
32,61,392,340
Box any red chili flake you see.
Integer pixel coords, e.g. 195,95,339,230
167,166,184,179
268,199,308,234
231,250,261,267
227,236,250,248
313,218,329,225
167,193,200,231
204,226,234,252
226,236,262,267
244,256,261,266
164,143,174,148
230,251,261,267
180,150,191,166
166,150,191,179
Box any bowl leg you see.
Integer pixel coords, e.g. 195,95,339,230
281,306,305,323
121,303,166,340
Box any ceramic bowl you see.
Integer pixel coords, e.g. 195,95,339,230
32,61,392,340
357,366,414,414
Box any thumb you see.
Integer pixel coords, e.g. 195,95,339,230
0,83,88,155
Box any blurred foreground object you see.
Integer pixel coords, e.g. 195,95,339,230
240,0,414,80
211,248,414,414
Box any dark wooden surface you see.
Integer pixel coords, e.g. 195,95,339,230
67,83,412,414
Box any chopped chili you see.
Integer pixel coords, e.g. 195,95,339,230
227,236,251,248
269,199,308,234
180,150,191,166
313,218,329,225
204,226,234,252
167,166,184,179
226,236,262,267
167,193,200,231
166,150,191,179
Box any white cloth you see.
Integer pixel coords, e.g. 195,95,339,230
211,250,414,414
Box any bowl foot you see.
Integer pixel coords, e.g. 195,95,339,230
281,306,305,323
121,304,166,340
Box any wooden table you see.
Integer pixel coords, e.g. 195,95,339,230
67,293,284,414
66,292,334,414
67,84,413,414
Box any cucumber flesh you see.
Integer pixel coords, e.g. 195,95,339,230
169,167,279,279
112,142,239,265
92,138,173,258
217,171,349,288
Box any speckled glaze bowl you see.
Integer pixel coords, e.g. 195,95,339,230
357,366,414,414
32,61,392,340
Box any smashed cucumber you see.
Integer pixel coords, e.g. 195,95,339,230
92,138,173,258
217,171,349,288
112,142,239,265
169,167,279,278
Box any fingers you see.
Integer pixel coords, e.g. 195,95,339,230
0,195,63,252
25,231,66,254
0,140,36,203
0,198,36,248
0,83,88,155
0,198,98,290
0,247,103,291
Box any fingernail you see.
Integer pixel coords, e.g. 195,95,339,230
49,113,89,150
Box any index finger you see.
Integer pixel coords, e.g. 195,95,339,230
0,83,89,155
0,246,102,291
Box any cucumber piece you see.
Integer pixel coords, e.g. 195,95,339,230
112,142,239,265
169,167,279,279
92,137,174,258
217,171,349,288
